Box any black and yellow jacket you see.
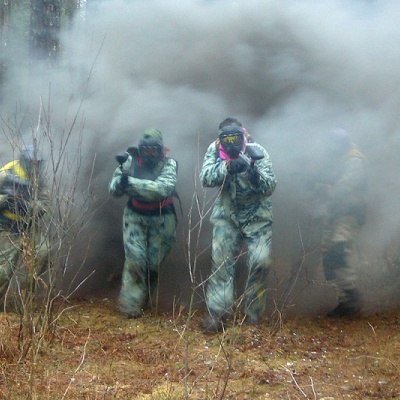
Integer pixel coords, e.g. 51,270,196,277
0,160,48,227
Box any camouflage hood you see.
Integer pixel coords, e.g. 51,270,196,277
139,128,163,148
138,128,165,168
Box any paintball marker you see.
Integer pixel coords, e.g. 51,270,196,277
115,152,129,170
240,143,264,162
115,152,130,188
238,143,269,181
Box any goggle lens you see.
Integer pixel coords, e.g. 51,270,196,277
140,146,161,156
221,135,243,146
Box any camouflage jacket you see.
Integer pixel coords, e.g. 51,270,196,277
200,141,277,226
108,156,178,205
323,145,367,223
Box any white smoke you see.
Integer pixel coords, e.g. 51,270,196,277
1,0,400,313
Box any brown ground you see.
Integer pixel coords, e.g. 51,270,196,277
0,297,399,399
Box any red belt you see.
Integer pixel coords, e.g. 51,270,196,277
131,197,173,211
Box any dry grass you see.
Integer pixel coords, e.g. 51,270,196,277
0,296,399,399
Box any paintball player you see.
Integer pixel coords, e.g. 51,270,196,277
108,128,178,319
200,117,277,333
0,145,49,301
317,129,367,317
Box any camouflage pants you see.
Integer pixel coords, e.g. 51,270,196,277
322,215,362,306
0,229,20,299
118,208,176,316
0,226,51,302
205,218,272,321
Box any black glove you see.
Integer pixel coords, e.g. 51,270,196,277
120,171,129,188
227,158,247,174
247,167,260,186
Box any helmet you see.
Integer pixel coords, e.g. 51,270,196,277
218,125,245,157
138,128,164,168
218,117,243,129
19,144,44,162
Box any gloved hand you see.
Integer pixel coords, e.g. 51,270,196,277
227,158,247,174
247,167,260,186
120,171,130,189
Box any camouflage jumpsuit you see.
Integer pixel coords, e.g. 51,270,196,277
0,160,49,300
200,141,277,322
109,153,177,317
321,145,367,309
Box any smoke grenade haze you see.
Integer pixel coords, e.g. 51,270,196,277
2,0,400,315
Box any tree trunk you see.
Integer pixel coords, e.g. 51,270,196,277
0,0,11,94
29,0,61,64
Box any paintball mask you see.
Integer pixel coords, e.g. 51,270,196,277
138,129,164,168
19,145,44,177
219,125,245,157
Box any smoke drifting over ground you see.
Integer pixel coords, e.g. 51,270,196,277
2,0,400,314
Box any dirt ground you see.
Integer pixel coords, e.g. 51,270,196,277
0,296,399,399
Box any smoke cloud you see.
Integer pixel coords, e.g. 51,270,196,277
2,0,400,315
